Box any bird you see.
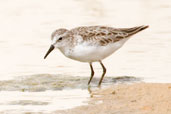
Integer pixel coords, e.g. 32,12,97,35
44,25,149,86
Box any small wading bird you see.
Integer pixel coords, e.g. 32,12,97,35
44,25,148,86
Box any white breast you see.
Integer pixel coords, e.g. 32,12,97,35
61,38,129,62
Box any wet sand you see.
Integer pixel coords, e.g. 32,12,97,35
56,83,171,114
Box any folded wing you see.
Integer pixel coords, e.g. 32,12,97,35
71,25,149,46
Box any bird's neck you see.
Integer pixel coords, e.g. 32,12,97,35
58,46,73,57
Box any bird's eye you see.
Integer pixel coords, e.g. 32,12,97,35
58,37,62,41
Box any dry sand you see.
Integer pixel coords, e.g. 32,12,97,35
55,83,171,114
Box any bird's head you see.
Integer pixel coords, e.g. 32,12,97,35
44,28,69,59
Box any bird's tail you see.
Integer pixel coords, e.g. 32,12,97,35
120,25,149,37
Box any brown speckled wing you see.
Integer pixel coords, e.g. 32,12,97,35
70,25,148,46
99,25,149,46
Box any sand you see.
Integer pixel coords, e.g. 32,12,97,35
55,83,171,114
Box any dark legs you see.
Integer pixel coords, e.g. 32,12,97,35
98,61,106,86
88,61,107,86
88,63,94,85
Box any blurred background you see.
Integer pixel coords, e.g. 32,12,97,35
0,0,171,82
0,0,171,112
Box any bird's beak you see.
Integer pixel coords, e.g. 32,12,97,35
44,45,55,59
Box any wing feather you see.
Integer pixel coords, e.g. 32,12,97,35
70,25,148,46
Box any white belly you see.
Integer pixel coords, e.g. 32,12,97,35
62,38,129,62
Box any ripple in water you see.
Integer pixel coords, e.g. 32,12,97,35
0,74,141,92
0,74,141,113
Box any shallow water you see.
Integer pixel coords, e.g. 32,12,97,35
0,90,88,113
0,74,140,91
0,75,139,113
0,0,171,113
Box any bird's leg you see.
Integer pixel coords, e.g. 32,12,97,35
88,63,94,85
98,61,106,86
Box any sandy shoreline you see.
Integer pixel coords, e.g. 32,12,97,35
55,83,171,114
